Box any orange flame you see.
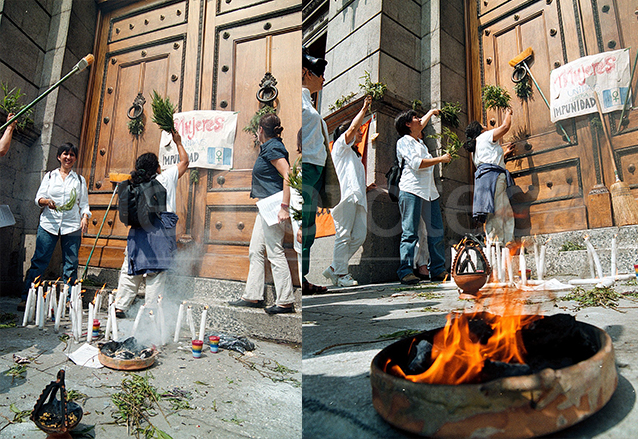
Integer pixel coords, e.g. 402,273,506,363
387,290,541,385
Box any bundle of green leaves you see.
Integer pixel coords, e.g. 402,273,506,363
514,79,533,101
428,127,463,161
482,84,511,110
439,101,461,128
151,90,176,132
56,188,77,212
1,82,34,130
287,157,302,221
359,71,387,101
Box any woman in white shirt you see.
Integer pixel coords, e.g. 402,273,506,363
394,109,451,285
323,95,373,287
19,143,90,309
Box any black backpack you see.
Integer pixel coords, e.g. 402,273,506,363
118,179,167,229
385,158,404,202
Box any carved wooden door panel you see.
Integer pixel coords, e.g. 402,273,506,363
193,3,301,282
79,0,200,269
475,0,638,235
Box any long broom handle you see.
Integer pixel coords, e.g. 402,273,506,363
522,61,572,143
618,49,638,129
81,185,118,280
0,54,94,131
591,89,621,180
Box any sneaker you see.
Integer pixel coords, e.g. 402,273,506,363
337,274,358,287
265,305,294,314
430,271,449,282
322,266,338,286
400,273,421,285
228,299,264,308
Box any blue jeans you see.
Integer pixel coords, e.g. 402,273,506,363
21,226,82,299
397,191,445,280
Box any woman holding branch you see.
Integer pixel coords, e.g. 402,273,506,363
229,114,295,314
464,107,515,244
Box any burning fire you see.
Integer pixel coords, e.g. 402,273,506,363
385,290,542,385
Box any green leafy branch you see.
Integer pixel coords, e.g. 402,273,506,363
438,101,461,128
329,92,356,112
359,71,387,101
151,91,176,132
0,82,34,130
428,127,463,161
482,84,511,110
287,157,302,221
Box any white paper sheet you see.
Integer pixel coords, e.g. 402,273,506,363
0,205,15,228
67,343,103,368
255,191,283,226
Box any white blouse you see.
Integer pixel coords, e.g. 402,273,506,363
35,169,90,235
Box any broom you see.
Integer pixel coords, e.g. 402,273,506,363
589,82,638,226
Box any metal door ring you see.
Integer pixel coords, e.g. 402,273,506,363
128,104,144,120
511,66,527,83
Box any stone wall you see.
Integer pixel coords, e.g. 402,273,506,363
0,0,97,296
305,0,472,285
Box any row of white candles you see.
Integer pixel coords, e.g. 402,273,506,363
174,303,208,343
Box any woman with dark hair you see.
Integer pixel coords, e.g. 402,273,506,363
114,130,189,317
464,107,515,244
229,113,295,314
19,143,90,310
322,95,373,287
394,108,451,285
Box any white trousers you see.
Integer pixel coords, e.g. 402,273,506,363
331,201,367,275
114,249,166,311
243,213,294,306
486,173,515,244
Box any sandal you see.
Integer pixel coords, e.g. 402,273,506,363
302,281,328,295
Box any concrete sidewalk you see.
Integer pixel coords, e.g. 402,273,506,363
302,279,638,439
0,296,301,439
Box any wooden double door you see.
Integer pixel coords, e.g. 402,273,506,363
79,0,301,282
472,0,638,234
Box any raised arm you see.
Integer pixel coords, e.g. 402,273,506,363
0,113,17,157
418,109,440,131
492,107,512,142
343,95,372,145
172,130,190,178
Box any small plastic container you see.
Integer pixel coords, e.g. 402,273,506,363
192,339,204,358
209,335,220,353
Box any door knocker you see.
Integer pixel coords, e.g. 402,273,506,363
256,72,278,105
127,92,146,137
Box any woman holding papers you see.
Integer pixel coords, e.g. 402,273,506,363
228,114,295,314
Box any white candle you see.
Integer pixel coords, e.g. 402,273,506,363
611,235,617,278
503,248,513,284
109,292,114,306
520,248,527,285
132,305,145,337
44,285,52,322
198,306,208,342
534,242,540,279
149,310,157,343
60,285,68,319
94,293,102,319
35,287,43,328
186,307,196,341
29,286,39,323
54,289,65,332
174,302,185,343
75,298,82,340
50,285,57,321
86,303,94,343
157,297,166,345
104,305,112,341
538,245,546,281
22,288,34,326
109,304,119,341
584,236,603,279
495,241,502,282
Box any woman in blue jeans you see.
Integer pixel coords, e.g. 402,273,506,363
394,109,450,285
19,143,90,310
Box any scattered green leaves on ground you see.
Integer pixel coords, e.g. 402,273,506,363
359,71,387,101
0,82,34,130
562,286,620,310
221,415,245,426
151,90,176,132
5,365,27,381
559,241,586,252
233,355,300,387
0,312,17,329
111,372,170,439
412,306,438,313
623,278,638,286
378,329,420,339
482,84,511,110
243,105,277,146
439,101,461,128
9,403,31,423
67,389,88,404
428,127,463,161
161,388,193,411
329,92,356,112
415,291,443,300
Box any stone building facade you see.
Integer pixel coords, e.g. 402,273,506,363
0,0,97,295
302,0,473,285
